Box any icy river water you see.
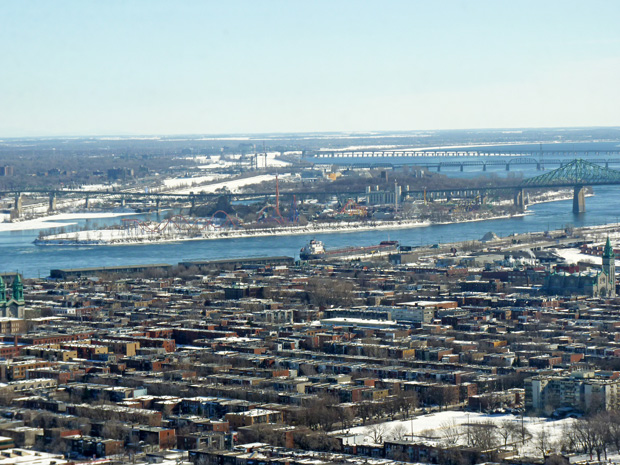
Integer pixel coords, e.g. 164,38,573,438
4,141,620,277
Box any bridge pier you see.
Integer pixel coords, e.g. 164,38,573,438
84,196,89,209
12,193,22,218
48,193,57,212
505,163,510,171
514,188,525,209
483,164,487,172
155,198,161,212
573,186,586,213
437,165,441,172
460,164,464,172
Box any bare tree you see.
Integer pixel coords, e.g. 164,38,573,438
294,429,341,452
240,424,285,447
606,411,620,453
497,420,514,448
535,426,552,459
316,396,340,432
590,414,610,461
0,388,18,407
102,420,130,441
357,401,379,425
365,423,389,444
390,423,408,442
502,419,529,454
383,396,401,421
395,390,419,418
300,394,340,432
572,418,593,458
335,405,355,430
441,419,461,446
557,422,578,455
467,421,498,452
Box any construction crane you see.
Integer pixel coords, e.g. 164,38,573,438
338,199,367,217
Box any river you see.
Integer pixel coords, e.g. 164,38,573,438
3,141,620,278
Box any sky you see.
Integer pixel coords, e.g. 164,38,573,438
1,1,619,137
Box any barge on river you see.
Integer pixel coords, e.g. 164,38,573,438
299,239,399,260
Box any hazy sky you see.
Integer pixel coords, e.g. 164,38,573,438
1,1,619,137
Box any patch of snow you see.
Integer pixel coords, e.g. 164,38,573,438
0,212,139,232
335,410,573,457
163,174,219,189
165,174,278,195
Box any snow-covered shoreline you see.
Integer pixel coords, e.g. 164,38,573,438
33,211,529,247
34,219,431,246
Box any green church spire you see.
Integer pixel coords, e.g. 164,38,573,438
604,236,615,259
12,274,23,302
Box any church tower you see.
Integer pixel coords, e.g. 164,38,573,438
603,237,616,297
12,274,23,302
0,275,24,318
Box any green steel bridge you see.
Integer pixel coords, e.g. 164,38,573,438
518,159,620,213
401,159,620,213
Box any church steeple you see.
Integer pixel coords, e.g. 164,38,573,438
604,236,615,260
12,274,23,302
602,237,616,297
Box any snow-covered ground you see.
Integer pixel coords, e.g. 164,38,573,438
163,174,220,189
163,174,278,195
0,212,139,232
257,151,292,168
335,410,574,458
554,248,598,265
553,233,620,266
67,183,119,192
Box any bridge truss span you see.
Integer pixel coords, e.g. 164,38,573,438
519,159,620,213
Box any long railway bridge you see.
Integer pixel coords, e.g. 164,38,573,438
306,150,620,172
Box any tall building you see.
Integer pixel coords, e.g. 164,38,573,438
0,166,14,176
526,371,620,413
